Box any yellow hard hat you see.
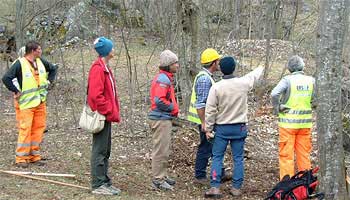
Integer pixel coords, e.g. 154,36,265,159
200,48,221,64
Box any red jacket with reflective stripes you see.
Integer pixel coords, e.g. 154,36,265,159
148,70,178,120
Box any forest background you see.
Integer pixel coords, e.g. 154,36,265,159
0,0,349,199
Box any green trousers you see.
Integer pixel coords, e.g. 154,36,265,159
91,121,112,189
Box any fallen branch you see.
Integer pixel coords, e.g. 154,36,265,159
2,170,75,178
0,170,89,190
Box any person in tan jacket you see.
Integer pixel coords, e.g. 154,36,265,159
204,56,264,198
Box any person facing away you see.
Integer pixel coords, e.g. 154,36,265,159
187,48,229,185
204,57,264,198
148,50,179,191
2,41,57,168
271,55,315,180
88,37,121,196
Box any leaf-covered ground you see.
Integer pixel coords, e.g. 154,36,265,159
0,39,323,199
0,86,321,200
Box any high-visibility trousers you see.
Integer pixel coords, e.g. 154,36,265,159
14,99,20,129
278,127,312,180
16,102,46,163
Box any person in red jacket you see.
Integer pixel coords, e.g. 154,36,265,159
88,37,121,195
148,50,179,191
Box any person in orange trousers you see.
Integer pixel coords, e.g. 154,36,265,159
278,128,312,179
271,55,315,180
12,46,26,128
2,41,57,168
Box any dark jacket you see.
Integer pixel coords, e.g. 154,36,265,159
2,57,57,93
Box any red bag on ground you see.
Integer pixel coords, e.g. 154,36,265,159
265,167,324,200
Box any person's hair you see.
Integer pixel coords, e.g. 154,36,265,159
25,41,41,55
202,59,217,69
159,66,170,72
287,55,305,73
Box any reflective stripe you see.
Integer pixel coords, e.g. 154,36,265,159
40,90,48,99
17,143,31,147
21,86,47,96
279,118,312,123
279,75,314,128
21,87,39,95
39,84,48,89
16,152,30,156
31,150,40,155
287,110,312,115
19,57,48,110
31,141,40,146
19,95,40,105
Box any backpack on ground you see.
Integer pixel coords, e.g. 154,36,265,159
265,167,324,200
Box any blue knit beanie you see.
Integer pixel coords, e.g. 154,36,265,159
94,37,114,57
219,56,236,75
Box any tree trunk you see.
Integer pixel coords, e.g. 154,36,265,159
176,0,200,113
232,0,242,40
316,0,349,199
15,0,26,51
256,0,272,109
271,0,282,39
284,0,299,40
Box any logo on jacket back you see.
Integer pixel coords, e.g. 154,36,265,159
296,85,309,91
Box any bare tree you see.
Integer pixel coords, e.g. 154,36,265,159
15,0,27,50
316,0,349,199
271,0,282,39
231,0,242,40
176,0,200,112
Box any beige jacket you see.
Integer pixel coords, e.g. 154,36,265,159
205,66,264,132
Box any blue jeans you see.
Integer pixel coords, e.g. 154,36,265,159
194,125,225,179
210,135,246,189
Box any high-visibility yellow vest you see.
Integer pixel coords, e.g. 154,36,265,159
18,57,48,110
278,75,314,128
187,71,215,124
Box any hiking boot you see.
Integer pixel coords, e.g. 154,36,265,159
204,187,223,199
165,177,176,186
152,180,174,191
194,178,209,186
31,160,46,166
221,172,232,183
92,184,119,195
229,187,242,196
15,162,29,168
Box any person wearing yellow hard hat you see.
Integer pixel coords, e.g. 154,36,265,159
187,48,230,185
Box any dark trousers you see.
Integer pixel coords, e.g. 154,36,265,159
195,125,213,179
91,121,112,189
